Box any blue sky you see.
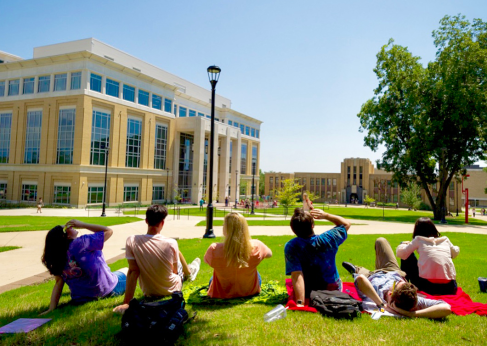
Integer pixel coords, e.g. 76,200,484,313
2,0,486,172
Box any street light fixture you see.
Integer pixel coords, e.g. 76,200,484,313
101,143,109,217
204,65,221,239
251,162,256,215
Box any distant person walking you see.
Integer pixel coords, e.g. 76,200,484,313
225,196,229,207
37,198,43,213
199,198,205,211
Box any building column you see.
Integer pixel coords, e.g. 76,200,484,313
218,127,231,203
210,123,219,203
191,119,205,203
233,131,242,202
172,132,180,202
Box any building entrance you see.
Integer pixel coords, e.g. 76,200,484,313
350,193,359,204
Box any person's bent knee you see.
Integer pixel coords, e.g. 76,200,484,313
375,237,388,249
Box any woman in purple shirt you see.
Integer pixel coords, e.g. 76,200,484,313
40,220,127,315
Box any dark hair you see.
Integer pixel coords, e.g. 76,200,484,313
413,217,441,238
391,282,418,311
290,208,314,238
41,225,72,276
146,204,168,226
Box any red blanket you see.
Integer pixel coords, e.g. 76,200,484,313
285,279,487,316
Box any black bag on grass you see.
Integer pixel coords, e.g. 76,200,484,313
121,291,188,345
310,290,362,319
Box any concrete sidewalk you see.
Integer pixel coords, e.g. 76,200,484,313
1,207,486,294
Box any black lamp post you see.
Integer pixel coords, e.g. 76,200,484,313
204,65,221,239
251,162,256,214
234,170,239,208
101,144,109,217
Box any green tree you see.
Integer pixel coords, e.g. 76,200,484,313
400,182,422,211
259,169,265,195
304,190,319,203
276,179,303,213
358,14,487,220
364,195,375,207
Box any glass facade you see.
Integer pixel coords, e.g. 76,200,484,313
71,72,81,90
179,107,187,117
178,133,193,202
90,73,102,92
8,79,19,96
252,145,258,175
154,124,167,169
53,186,71,205
0,183,6,200
0,112,12,163
54,73,67,91
164,98,172,113
0,81,5,97
88,186,104,204
21,184,37,202
152,185,165,202
106,78,119,97
90,109,110,165
138,89,149,106
126,118,142,168
152,94,162,110
189,110,196,117
56,109,75,164
123,84,135,102
124,186,138,202
24,110,42,164
23,77,35,94
241,143,247,175
38,75,51,93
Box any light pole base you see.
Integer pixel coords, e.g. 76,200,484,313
203,230,216,238
101,213,106,217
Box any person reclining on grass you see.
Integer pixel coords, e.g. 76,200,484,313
204,212,272,298
41,220,128,315
342,237,452,319
113,205,200,314
285,208,350,306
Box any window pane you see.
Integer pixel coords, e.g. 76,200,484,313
70,72,81,90
0,81,5,97
179,107,187,117
123,84,135,102
24,111,42,164
138,90,149,106
8,79,19,96
90,110,110,165
38,76,51,93
189,110,196,117
23,78,35,94
164,98,172,113
154,124,167,169
90,73,102,92
57,109,75,164
106,78,119,97
54,74,67,91
152,94,162,110
126,118,142,167
0,112,12,163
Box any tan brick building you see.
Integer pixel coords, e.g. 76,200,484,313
265,158,486,212
0,39,262,207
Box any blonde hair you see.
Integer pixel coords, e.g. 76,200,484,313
223,212,252,268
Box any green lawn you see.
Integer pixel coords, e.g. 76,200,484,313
0,246,21,253
195,220,336,226
1,233,486,345
0,216,141,232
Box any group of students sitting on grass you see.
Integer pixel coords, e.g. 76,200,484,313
40,203,457,319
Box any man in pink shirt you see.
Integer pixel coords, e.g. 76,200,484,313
113,205,200,313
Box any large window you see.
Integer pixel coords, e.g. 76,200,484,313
189,110,196,117
0,112,12,163
8,79,19,96
245,126,250,136
0,81,5,97
178,133,194,202
123,84,135,102
0,183,6,200
152,185,165,202
90,109,110,165
70,72,81,90
154,124,167,169
53,185,71,205
126,117,142,167
90,73,102,92
38,75,50,93
152,94,162,110
124,186,138,202
164,98,172,113
241,143,247,175
21,184,37,202
138,90,149,106
252,145,258,175
57,108,75,164
256,130,260,138
251,128,255,137
179,107,187,117
24,110,42,164
54,73,67,91
23,78,35,94
106,78,119,97
88,186,104,204
240,124,244,134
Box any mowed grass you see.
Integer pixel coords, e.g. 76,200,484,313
1,233,486,345
0,216,142,232
195,220,367,227
0,246,21,253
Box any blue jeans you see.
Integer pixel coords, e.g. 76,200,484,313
209,271,262,286
107,270,127,297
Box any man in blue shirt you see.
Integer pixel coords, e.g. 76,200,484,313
285,208,350,306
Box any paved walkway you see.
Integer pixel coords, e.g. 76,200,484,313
1,207,486,294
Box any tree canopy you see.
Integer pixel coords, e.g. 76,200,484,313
276,179,303,212
358,14,487,219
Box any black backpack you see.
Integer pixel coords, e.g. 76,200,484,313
310,290,363,319
121,291,189,345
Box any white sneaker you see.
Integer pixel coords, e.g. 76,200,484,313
188,258,201,281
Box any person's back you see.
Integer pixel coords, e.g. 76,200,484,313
126,234,181,297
